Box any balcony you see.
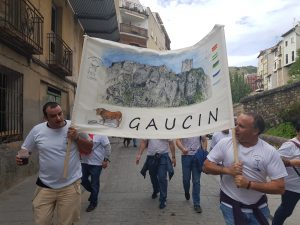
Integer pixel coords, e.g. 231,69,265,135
120,0,148,16
120,23,148,38
0,0,43,56
47,33,72,76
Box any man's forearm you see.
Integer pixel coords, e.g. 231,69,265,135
76,136,93,153
203,160,224,175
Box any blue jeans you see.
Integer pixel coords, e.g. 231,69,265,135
81,163,102,206
149,154,169,203
181,155,201,205
272,190,300,225
220,202,270,225
133,138,137,147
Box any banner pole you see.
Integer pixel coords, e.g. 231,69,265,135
63,137,72,179
63,35,89,178
231,128,239,163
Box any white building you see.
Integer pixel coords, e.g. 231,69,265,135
257,22,300,90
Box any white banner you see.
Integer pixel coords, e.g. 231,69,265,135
72,25,234,139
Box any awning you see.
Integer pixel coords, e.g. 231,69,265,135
68,0,120,42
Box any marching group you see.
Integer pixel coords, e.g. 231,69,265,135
16,102,300,225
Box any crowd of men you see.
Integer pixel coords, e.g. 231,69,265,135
16,101,300,225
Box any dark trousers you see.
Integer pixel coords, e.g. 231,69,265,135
272,190,300,225
123,138,131,147
148,155,168,203
81,163,102,206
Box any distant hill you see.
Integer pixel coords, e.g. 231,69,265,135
229,66,257,76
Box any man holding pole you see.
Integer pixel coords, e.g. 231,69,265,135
16,102,92,225
203,112,287,225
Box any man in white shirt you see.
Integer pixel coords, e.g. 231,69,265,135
272,119,300,225
81,134,111,212
210,129,231,150
176,136,207,213
136,139,176,209
204,112,287,225
16,102,92,225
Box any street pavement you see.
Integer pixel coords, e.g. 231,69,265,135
0,138,299,225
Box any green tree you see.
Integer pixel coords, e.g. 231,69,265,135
288,49,300,81
230,72,251,103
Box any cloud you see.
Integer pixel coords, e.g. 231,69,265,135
139,0,300,66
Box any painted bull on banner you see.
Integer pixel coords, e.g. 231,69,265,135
95,108,122,127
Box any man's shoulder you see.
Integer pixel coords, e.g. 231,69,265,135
32,122,47,130
218,136,232,144
212,131,222,137
258,138,276,151
94,134,109,141
280,138,299,149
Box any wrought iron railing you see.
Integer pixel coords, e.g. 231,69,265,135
0,0,43,55
120,0,148,16
120,23,148,38
47,33,72,76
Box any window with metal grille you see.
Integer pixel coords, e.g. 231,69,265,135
0,65,23,143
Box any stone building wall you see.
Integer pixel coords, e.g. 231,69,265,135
0,142,39,193
233,80,300,127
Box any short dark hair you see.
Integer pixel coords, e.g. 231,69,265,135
294,119,300,133
43,102,60,117
244,112,265,135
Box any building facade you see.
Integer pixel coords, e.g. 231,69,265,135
257,22,300,91
0,0,171,192
118,0,170,50
0,0,88,193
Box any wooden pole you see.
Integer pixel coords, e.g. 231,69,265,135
231,128,239,163
63,137,72,179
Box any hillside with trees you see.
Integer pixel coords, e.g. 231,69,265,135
229,66,257,76
229,66,256,103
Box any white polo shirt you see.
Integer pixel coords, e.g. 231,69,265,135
22,120,82,189
208,137,287,205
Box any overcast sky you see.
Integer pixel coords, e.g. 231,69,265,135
138,0,300,67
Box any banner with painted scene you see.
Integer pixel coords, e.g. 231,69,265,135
72,25,234,139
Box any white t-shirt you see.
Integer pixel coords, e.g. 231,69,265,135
146,139,173,156
277,137,300,193
210,130,232,150
21,120,82,189
181,137,201,156
208,137,287,204
81,135,110,166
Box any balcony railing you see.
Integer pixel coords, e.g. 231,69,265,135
120,23,148,38
47,33,72,76
0,0,43,55
120,0,148,16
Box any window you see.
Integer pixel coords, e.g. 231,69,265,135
274,62,277,70
51,4,57,33
285,41,288,47
279,59,281,68
292,51,295,61
0,65,23,143
47,86,61,103
291,37,294,43
286,54,288,64
267,75,272,90
278,46,282,55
